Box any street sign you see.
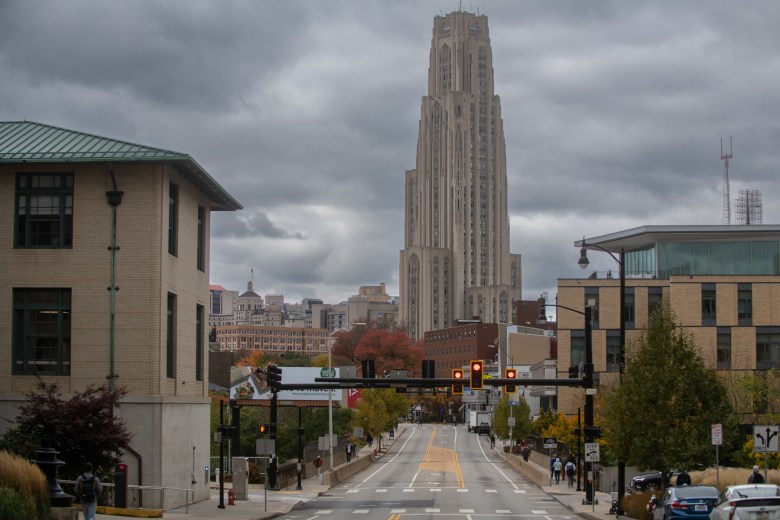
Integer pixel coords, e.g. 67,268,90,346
318,434,338,450
712,423,723,446
543,437,557,449
510,400,519,406
354,427,363,437
753,425,779,452
584,442,600,462
256,439,275,455
508,417,516,427
320,367,336,378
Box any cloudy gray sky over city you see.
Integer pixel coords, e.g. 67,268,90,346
3,1,779,306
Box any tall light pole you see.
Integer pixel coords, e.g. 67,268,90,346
578,240,625,513
538,302,595,505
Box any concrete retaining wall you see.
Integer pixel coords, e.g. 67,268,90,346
320,451,375,487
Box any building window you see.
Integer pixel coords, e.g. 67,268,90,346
648,287,663,319
624,288,635,328
702,285,716,325
13,288,71,375
197,205,205,271
606,332,621,372
738,284,752,325
716,328,731,370
585,288,599,327
168,183,179,256
571,332,585,367
167,292,177,378
15,173,74,248
196,304,204,381
756,329,780,370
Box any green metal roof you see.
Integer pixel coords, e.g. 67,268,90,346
0,121,242,211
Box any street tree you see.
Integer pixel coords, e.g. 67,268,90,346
492,395,532,444
0,379,133,480
354,328,424,376
600,301,735,474
355,389,410,449
540,412,578,452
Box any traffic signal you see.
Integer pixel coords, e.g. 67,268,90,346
452,368,464,394
422,359,436,379
469,360,483,389
568,365,579,379
505,368,517,393
267,364,283,388
259,424,270,435
361,359,375,378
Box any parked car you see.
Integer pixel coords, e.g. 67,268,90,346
709,484,780,520
652,485,720,520
630,472,664,493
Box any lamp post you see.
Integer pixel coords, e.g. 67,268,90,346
488,335,515,444
578,240,625,513
538,302,595,505
328,322,365,470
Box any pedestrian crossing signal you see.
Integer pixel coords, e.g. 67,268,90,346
505,368,517,393
470,360,483,389
452,369,464,394
259,424,270,435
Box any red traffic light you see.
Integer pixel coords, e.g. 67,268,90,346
505,368,517,393
452,369,464,394
469,360,484,389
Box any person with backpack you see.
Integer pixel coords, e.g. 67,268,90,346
748,465,764,484
74,462,102,520
565,460,576,488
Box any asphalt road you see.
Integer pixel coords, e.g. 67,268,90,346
280,423,576,519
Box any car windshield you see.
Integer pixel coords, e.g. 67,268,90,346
676,487,719,499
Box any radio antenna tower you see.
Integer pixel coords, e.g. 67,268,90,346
721,137,733,225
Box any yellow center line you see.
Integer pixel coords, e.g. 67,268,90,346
417,427,464,488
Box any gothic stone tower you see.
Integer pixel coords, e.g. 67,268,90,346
400,11,522,339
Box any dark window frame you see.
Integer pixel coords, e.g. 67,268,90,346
196,304,204,381
168,183,179,256
737,284,752,325
197,205,205,271
716,327,731,370
13,288,71,375
167,292,177,378
15,172,74,248
702,284,717,325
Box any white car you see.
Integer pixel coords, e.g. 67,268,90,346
709,484,780,520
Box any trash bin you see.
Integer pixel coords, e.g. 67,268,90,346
114,463,128,508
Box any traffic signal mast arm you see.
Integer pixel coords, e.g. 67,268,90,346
311,377,586,387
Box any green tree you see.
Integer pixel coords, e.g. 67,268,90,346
532,406,556,436
355,389,410,448
600,302,735,474
540,412,578,451
492,395,532,444
0,380,132,480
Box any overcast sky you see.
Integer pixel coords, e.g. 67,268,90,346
3,1,779,306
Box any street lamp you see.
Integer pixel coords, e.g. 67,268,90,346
488,336,516,444
538,302,595,505
578,238,625,512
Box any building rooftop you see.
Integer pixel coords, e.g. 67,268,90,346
0,120,242,211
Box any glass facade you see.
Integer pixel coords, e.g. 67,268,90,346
655,240,780,279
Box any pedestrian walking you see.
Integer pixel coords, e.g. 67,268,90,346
490,433,495,448
74,462,102,520
676,469,691,486
553,458,562,484
367,434,373,448
345,442,353,462
522,446,530,462
565,460,576,488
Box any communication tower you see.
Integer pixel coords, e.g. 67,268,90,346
736,189,763,225
721,137,733,225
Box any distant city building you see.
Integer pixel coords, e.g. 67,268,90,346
214,324,328,356
400,10,522,339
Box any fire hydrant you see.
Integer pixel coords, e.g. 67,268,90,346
227,489,235,506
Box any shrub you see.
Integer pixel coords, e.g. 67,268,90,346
622,490,655,520
0,486,35,520
0,451,50,519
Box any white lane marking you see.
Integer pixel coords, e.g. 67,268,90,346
476,435,520,490
353,510,369,514
460,509,475,513
359,426,418,486
514,489,527,493
430,488,441,492
486,489,498,493
347,489,359,493
375,488,387,493
315,510,333,514
425,508,440,513
390,510,406,513
402,488,415,493
496,510,511,514
531,510,548,514
457,488,469,492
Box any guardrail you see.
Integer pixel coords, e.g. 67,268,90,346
60,480,195,512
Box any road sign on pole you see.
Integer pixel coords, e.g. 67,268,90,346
584,442,600,462
712,423,723,446
543,437,557,449
753,425,779,452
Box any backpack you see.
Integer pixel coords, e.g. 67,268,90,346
79,474,97,503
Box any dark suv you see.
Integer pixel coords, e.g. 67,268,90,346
629,471,664,493
477,423,491,435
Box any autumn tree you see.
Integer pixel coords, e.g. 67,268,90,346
0,380,133,480
600,301,735,474
354,328,424,376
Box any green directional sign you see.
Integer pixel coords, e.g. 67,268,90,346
320,367,336,378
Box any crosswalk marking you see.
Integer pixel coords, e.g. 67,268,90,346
532,510,548,514
403,488,414,493
514,489,527,493
460,509,475,513
353,510,369,514
390,509,406,513
315,510,332,514
496,510,511,514
425,508,440,513
486,489,497,493
347,489,359,493
457,488,469,492
375,489,387,493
